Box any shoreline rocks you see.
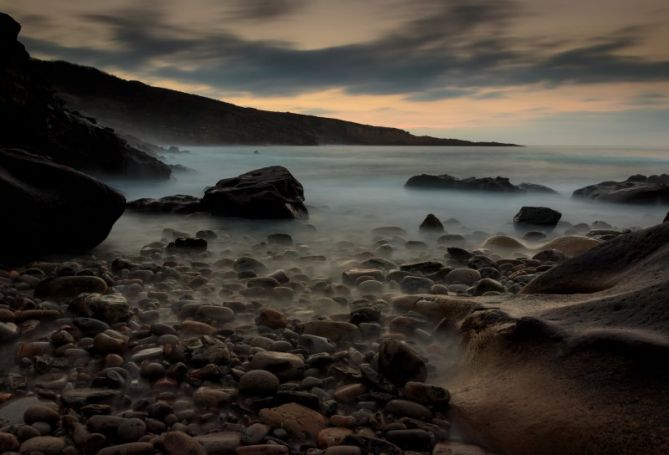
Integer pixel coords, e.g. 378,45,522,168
129,166,308,220
405,174,556,194
573,174,669,204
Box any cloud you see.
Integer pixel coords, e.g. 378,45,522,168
225,0,306,21
17,0,669,101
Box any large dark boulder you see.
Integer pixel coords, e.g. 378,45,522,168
573,175,669,205
201,166,307,219
0,13,170,179
0,148,126,261
513,206,562,228
405,174,556,193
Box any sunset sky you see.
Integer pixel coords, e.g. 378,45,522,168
2,0,669,146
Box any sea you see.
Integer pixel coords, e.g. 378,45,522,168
99,145,669,253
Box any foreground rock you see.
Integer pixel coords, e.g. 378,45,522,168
0,148,125,261
406,174,556,193
0,13,170,179
573,174,669,204
129,166,308,219
523,222,669,294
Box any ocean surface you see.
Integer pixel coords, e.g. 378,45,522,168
100,145,669,253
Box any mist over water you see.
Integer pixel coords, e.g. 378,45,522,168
100,145,669,254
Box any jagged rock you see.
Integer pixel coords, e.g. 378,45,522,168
573,174,669,204
202,166,307,219
378,339,427,386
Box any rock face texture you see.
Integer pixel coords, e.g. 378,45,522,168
573,174,669,204
405,174,556,193
0,13,170,179
129,166,308,219
522,222,669,294
0,148,126,261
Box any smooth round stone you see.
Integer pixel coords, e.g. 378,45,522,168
94,329,129,354
357,280,384,294
384,399,433,420
23,404,60,425
400,276,433,294
117,418,147,442
256,308,288,329
34,276,107,299
239,370,279,397
161,431,206,455
195,305,235,323
444,268,480,286
0,432,19,452
472,278,505,295
19,435,66,455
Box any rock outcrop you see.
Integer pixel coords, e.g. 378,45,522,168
573,174,669,204
522,222,669,294
0,148,126,261
0,13,170,179
129,166,308,219
405,174,556,193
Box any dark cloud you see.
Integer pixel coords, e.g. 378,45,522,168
19,0,669,100
226,0,306,21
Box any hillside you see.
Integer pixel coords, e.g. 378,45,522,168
35,60,516,147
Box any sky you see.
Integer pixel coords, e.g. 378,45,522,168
2,0,669,146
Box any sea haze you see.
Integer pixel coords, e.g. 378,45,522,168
100,145,669,253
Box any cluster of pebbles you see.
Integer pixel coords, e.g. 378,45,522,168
0,217,626,454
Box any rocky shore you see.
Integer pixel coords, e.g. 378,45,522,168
2,202,667,455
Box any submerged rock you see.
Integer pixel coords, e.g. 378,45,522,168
419,214,444,232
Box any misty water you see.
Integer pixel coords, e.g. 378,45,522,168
99,145,669,253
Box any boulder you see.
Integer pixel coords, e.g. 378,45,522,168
0,148,125,261
202,166,307,219
513,206,561,228
405,174,555,193
573,174,669,204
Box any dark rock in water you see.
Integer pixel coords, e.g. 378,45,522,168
518,182,558,193
127,195,202,214
513,206,562,228
406,174,555,193
523,222,669,294
0,148,125,261
202,166,307,219
0,14,170,179
447,247,473,263
419,214,444,232
166,237,207,252
573,174,669,204
378,339,427,386
664,211,669,223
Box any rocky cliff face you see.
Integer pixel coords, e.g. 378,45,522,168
0,13,171,179
35,60,517,147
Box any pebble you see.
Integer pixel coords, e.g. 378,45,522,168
259,403,327,440
19,435,66,455
239,370,280,397
34,276,107,298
